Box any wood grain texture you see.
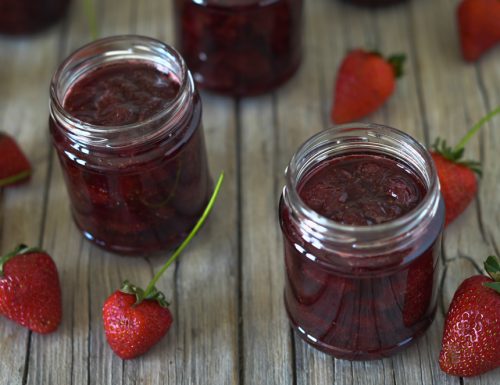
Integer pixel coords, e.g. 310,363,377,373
0,0,499,384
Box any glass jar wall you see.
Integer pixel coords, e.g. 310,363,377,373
174,0,303,96
49,36,212,255
279,124,444,360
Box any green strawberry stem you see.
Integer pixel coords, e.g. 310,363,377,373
432,106,500,175
140,172,224,301
0,170,31,188
454,106,500,153
484,255,500,293
83,0,98,41
0,244,44,275
387,54,406,78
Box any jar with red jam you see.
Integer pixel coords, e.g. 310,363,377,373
0,0,70,35
49,36,212,255
279,124,444,360
174,0,303,96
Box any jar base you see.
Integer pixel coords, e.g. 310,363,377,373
194,56,302,97
287,304,436,361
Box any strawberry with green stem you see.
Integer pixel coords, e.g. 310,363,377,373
439,256,500,377
331,49,406,124
431,106,500,226
102,173,224,359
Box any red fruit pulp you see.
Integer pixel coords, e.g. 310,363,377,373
51,61,211,254
174,0,303,96
0,0,70,35
280,154,442,359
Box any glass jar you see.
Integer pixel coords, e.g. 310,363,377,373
0,0,70,35
279,124,444,360
49,36,212,255
174,0,303,96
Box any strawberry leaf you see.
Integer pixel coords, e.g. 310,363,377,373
484,255,500,282
432,137,482,176
120,280,169,308
483,281,500,295
387,54,406,78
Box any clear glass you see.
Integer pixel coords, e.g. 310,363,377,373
49,36,212,255
174,0,303,96
0,0,70,35
279,123,444,360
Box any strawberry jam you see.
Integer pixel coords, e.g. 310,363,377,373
174,0,303,96
279,124,444,360
0,0,70,35
50,36,211,255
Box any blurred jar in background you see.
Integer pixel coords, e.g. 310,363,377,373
174,0,303,96
0,0,71,35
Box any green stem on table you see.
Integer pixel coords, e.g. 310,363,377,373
83,0,98,41
142,172,225,299
454,106,500,152
0,170,31,188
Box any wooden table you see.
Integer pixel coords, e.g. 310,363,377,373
1,0,499,384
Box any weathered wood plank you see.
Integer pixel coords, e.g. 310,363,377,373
25,1,238,384
1,0,500,383
410,0,500,383
0,27,64,384
239,95,294,385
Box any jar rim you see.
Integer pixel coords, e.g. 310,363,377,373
49,35,190,142
283,123,441,248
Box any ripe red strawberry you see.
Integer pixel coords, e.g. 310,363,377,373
439,256,500,377
103,283,173,360
102,173,224,359
0,245,62,334
0,132,31,187
430,106,500,226
431,151,478,226
331,49,405,124
457,0,500,61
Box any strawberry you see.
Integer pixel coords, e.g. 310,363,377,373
102,283,173,360
0,132,31,187
457,0,500,62
331,49,405,124
439,256,500,377
430,106,500,226
0,244,62,334
102,173,224,359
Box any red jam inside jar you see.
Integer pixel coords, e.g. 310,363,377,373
49,36,212,255
279,124,444,360
174,0,303,96
0,0,70,35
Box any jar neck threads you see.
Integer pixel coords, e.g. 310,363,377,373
282,124,443,263
49,35,194,149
